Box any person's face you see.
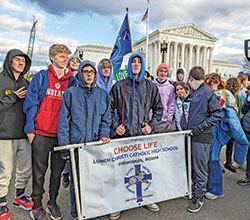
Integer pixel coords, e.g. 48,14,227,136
188,76,195,90
177,72,184,81
50,53,69,69
69,58,80,71
82,66,95,87
157,68,168,82
11,56,26,75
176,85,187,98
102,65,111,78
131,57,141,76
243,79,248,87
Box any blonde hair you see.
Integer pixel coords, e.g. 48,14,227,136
49,44,71,57
100,59,111,69
237,74,248,84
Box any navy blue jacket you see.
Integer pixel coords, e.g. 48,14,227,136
23,69,78,134
57,60,111,146
181,83,223,143
241,93,250,133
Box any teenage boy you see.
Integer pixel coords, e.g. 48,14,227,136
61,54,81,188
97,58,115,93
23,44,78,220
109,53,163,220
180,66,222,213
153,63,175,133
0,49,32,220
57,60,111,220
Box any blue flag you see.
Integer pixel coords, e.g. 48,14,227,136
110,13,132,73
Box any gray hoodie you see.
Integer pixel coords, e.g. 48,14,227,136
0,49,31,139
176,67,187,82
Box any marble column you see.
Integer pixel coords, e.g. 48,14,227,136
188,44,193,72
195,45,200,66
181,43,185,68
166,41,170,65
202,46,207,72
154,41,158,74
173,42,178,75
208,47,214,74
149,42,154,73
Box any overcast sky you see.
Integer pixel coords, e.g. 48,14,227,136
0,0,250,71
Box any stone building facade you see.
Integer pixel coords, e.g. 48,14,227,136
75,23,240,80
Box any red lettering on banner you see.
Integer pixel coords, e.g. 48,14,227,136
144,142,154,149
113,142,158,155
154,141,158,148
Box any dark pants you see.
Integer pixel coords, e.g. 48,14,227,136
31,134,65,209
191,141,211,198
226,138,235,163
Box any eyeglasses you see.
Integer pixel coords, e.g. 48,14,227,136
82,70,95,74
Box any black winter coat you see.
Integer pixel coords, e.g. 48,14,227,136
0,49,31,139
110,77,163,137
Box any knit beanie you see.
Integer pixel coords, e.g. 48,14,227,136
68,54,81,62
156,63,170,76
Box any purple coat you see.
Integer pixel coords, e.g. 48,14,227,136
153,79,175,125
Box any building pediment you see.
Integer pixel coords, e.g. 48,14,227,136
161,23,217,42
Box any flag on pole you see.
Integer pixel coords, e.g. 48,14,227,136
141,8,148,22
110,11,132,73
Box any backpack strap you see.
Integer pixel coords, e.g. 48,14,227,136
38,69,48,100
39,72,43,96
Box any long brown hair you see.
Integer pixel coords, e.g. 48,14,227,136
226,77,240,95
204,73,226,90
174,81,189,93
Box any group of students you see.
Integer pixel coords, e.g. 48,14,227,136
0,43,249,220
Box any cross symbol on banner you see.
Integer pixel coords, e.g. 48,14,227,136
124,164,152,202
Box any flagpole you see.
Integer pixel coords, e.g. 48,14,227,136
145,0,150,71
127,7,133,53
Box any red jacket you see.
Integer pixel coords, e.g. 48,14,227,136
35,65,73,137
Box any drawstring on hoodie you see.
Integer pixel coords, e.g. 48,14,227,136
131,79,146,104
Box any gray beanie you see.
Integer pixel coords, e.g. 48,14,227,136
68,54,81,62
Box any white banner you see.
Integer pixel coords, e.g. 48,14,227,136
79,132,189,219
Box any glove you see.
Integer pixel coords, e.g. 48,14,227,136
60,150,70,161
191,126,203,136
